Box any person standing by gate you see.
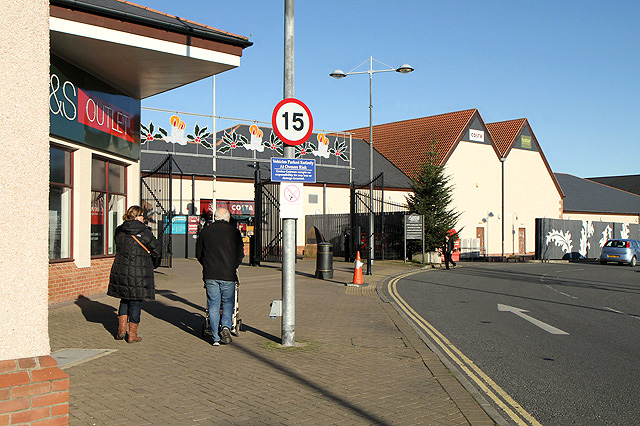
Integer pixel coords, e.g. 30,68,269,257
196,207,244,346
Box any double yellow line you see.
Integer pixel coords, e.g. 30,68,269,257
387,270,542,426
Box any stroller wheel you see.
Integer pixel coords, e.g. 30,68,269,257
237,319,243,332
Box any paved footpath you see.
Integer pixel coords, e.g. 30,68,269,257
49,259,494,426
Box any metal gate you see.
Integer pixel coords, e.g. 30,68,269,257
140,154,174,267
350,172,409,261
253,179,282,264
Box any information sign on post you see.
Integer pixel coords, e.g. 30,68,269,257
404,213,425,264
270,158,316,183
272,98,313,146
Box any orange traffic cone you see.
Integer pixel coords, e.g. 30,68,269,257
350,251,364,286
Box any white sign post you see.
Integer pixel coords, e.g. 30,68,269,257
279,182,303,219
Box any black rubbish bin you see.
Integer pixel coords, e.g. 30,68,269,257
315,242,333,279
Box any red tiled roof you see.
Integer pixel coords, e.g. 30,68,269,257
486,119,526,157
349,109,477,178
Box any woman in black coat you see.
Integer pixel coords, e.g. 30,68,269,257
108,205,161,343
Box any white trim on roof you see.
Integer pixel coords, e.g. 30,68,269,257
49,16,240,67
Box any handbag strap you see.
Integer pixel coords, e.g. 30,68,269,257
131,235,150,254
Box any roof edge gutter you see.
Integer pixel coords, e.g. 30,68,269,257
51,0,253,48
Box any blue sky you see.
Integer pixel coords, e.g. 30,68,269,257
135,0,640,178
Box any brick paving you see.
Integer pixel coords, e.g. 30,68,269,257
49,258,494,426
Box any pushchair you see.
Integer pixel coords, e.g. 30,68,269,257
202,281,242,337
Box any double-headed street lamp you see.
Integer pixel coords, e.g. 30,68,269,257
330,57,414,274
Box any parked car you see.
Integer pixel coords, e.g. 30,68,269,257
599,239,640,266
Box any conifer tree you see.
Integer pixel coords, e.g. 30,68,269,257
406,146,461,251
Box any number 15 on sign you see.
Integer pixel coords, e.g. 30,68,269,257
272,98,314,146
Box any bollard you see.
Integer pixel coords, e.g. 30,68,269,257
315,242,334,279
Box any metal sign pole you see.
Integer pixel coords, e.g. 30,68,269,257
422,215,425,265
281,0,296,347
404,214,407,263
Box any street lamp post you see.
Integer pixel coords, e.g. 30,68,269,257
330,57,413,274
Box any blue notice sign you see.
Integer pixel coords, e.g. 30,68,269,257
270,158,316,183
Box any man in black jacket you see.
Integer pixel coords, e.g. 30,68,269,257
196,207,244,345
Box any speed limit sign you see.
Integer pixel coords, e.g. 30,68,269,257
272,98,314,146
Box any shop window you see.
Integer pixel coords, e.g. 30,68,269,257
49,145,73,260
91,158,126,256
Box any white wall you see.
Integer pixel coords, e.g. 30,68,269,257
445,141,563,256
446,141,502,255
0,0,50,361
504,149,562,254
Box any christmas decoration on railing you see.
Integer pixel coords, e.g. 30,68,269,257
141,117,348,161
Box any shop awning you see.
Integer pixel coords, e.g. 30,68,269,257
50,0,252,99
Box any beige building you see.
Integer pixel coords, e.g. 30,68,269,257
351,109,565,256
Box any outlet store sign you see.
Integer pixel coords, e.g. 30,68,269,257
50,55,140,160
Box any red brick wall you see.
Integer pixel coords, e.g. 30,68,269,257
48,258,114,304
0,356,69,425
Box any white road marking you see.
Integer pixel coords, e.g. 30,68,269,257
498,304,569,335
604,306,640,320
545,284,578,299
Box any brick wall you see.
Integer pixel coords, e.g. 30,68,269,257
0,356,69,425
48,258,114,304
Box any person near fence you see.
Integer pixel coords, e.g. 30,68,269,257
443,234,457,270
108,205,162,343
196,207,244,346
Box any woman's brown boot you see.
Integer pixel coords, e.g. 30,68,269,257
116,315,128,340
127,322,142,343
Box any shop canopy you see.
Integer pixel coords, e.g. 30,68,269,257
50,0,252,99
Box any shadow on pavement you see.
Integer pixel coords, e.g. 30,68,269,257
156,289,206,313
75,295,118,338
233,340,394,426
142,299,205,340
241,324,280,344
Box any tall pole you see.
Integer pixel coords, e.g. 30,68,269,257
281,0,296,347
501,157,505,258
367,57,373,275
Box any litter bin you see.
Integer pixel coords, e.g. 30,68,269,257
315,242,333,279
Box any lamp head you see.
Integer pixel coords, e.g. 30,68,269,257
330,69,347,79
396,64,414,74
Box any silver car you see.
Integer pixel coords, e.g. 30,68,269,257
599,239,640,266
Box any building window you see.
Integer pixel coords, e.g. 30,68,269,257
49,145,73,260
91,158,126,256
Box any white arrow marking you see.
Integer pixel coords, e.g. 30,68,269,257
498,304,569,335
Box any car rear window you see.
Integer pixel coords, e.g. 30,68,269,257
605,240,627,248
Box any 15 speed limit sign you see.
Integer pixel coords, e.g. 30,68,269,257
272,98,313,146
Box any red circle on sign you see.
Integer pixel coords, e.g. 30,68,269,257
272,98,314,146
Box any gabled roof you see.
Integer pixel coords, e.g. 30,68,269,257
555,173,640,215
349,109,482,178
486,119,527,157
487,118,565,198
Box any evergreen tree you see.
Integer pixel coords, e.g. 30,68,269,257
406,146,461,251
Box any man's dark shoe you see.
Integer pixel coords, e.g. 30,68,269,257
220,327,232,344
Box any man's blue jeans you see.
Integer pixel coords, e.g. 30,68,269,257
204,279,236,342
